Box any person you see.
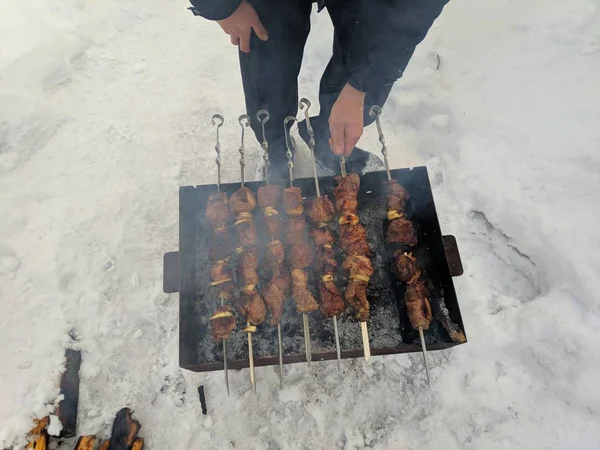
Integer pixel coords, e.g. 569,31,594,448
189,0,449,179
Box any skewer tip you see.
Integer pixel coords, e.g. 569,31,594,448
277,323,284,388
360,321,371,362
302,313,312,366
333,316,342,373
418,327,431,388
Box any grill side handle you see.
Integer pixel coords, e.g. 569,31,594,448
163,251,180,294
442,235,463,277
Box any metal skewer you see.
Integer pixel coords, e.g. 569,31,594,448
211,114,230,396
299,98,342,372
257,109,285,388
284,115,312,365
369,105,430,386
238,114,257,393
338,151,371,362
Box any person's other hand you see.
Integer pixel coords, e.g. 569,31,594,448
217,0,268,53
329,83,366,157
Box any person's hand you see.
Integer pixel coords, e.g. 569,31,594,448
217,0,268,53
329,83,366,157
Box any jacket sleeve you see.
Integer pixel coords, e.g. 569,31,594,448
345,0,450,94
188,0,242,20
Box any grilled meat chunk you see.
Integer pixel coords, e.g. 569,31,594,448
333,173,360,214
228,187,256,215
311,226,335,247
263,270,290,325
314,245,337,273
235,289,267,325
405,280,432,330
257,184,282,209
339,223,371,256
206,192,230,231
290,268,319,313
319,276,345,318
236,248,259,289
288,241,312,269
234,213,257,248
385,180,410,214
285,216,307,245
386,218,417,246
306,196,336,225
283,187,304,216
209,305,236,341
392,251,417,283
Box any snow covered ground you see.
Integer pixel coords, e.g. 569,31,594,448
1,0,600,448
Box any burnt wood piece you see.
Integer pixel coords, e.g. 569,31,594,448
57,349,81,438
132,439,144,450
107,408,141,450
75,436,96,450
99,441,110,450
179,168,467,372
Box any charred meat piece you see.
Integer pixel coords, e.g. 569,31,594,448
392,251,418,283
339,223,371,256
319,276,345,318
290,268,319,313
283,187,304,216
343,254,373,321
288,241,312,269
306,196,336,226
285,216,307,245
314,245,337,273
209,305,236,341
234,214,257,248
236,289,267,325
263,270,290,325
264,240,285,274
259,185,283,238
258,184,282,209
385,180,410,215
264,214,282,239
210,260,233,285
343,254,374,281
333,173,360,214
228,187,257,215
311,226,335,247
206,192,230,231
405,281,433,330
345,280,370,322
237,249,259,288
209,240,230,262
386,218,417,246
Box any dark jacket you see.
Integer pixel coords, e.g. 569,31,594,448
188,0,449,95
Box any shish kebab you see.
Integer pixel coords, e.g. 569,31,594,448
206,114,236,396
256,109,290,387
298,99,345,371
228,114,267,393
335,156,373,361
369,105,467,385
283,116,319,364
369,105,433,385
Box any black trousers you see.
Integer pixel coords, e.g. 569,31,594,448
239,0,395,165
